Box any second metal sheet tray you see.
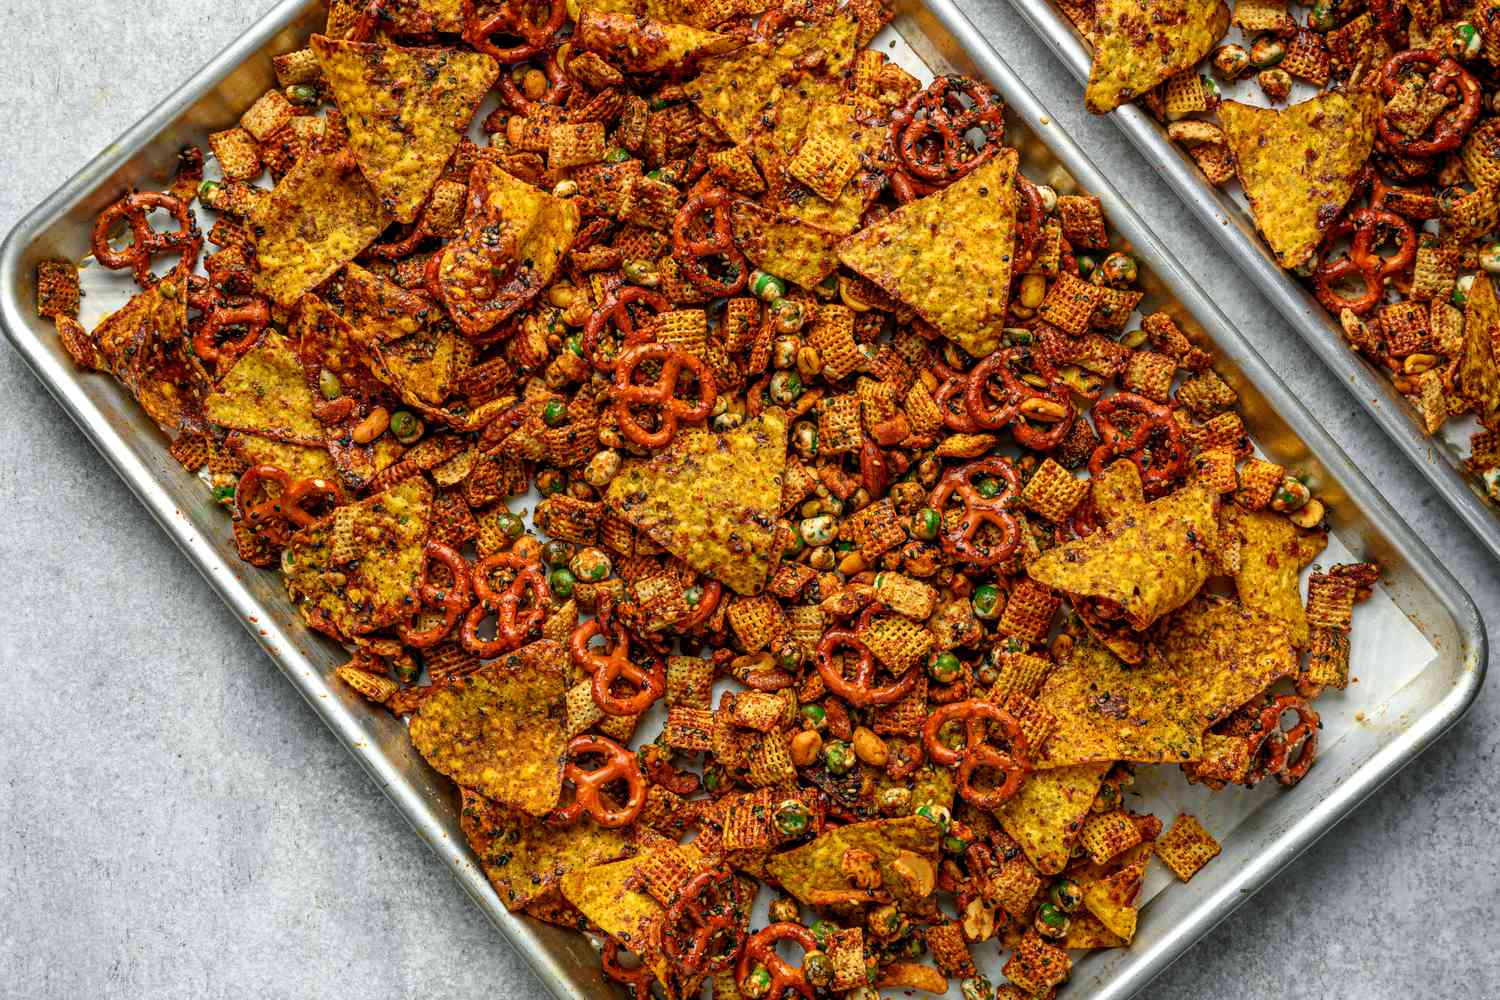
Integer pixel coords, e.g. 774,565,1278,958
1002,0,1500,565
0,1,1485,997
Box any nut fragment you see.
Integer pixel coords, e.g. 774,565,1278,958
891,849,935,898
790,729,823,766
852,726,889,765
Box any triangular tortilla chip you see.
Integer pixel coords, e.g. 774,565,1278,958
225,431,338,481
575,7,742,74
1035,637,1203,767
606,409,787,595
838,151,1018,357
1152,595,1298,728
375,325,462,405
282,475,432,636
561,845,706,976
1457,273,1500,419
1085,0,1229,113
204,330,324,444
1081,852,1147,942
685,16,859,147
765,816,940,909
252,148,391,307
730,202,845,291
1219,91,1381,269
293,292,385,404
1063,911,1128,949
311,35,498,223
460,787,631,911
1028,484,1217,631
996,762,1110,875
91,273,204,435
435,160,581,336
1222,506,1326,646
338,262,432,344
408,638,569,816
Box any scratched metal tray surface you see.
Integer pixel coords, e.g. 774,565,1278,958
1002,0,1500,566
0,1,1485,997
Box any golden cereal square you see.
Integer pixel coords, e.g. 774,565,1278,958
1021,458,1089,523
1156,813,1221,881
1162,72,1208,119
1078,810,1144,865
997,579,1061,643
1037,272,1103,336
240,88,296,141
209,126,263,181
788,124,861,202
1122,349,1176,403
1234,457,1284,512
1056,194,1109,249
818,393,863,454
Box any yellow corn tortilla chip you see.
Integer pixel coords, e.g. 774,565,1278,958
560,844,707,975
204,331,324,445
381,0,462,32
1035,637,1203,767
251,149,391,307
575,7,742,74
1458,273,1500,419
375,324,462,405
838,151,1019,357
1028,484,1218,631
1091,458,1145,522
1152,594,1298,728
1219,91,1381,269
226,432,338,481
436,161,580,335
1085,0,1229,113
312,35,498,224
409,638,569,816
765,815,940,909
1063,911,1128,949
1081,851,1146,942
293,292,385,403
606,409,786,595
996,762,1110,875
730,202,844,291
685,16,859,147
1222,506,1326,646
460,787,631,911
91,273,204,436
282,476,431,636
338,262,431,344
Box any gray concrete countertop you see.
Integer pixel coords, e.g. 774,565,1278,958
0,2,1494,997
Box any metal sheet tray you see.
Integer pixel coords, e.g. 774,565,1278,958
0,2,1485,997
1001,0,1500,565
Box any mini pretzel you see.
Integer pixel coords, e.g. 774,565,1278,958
659,867,745,977
736,922,818,1000
612,342,717,449
1089,392,1188,496
461,552,549,658
570,615,666,716
928,456,1023,567
673,186,748,297
461,0,566,63
964,346,1075,450
675,579,723,633
234,465,344,546
400,541,474,650
1314,207,1417,317
1378,49,1481,157
932,359,982,433
922,699,1032,808
890,75,1005,185
551,733,646,828
1247,695,1320,787
188,279,269,367
816,626,920,707
91,191,202,288
1011,175,1047,275
583,286,669,373
601,940,656,1000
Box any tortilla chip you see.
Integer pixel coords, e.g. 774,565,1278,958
996,762,1110,875
1091,458,1145,522
1081,851,1147,942
1222,507,1326,646
1035,637,1203,767
560,844,707,979
409,638,568,816
1063,911,1128,949
339,262,431,344
1085,0,1229,113
1457,273,1500,419
251,149,391,306
435,161,580,335
312,35,498,223
226,432,338,481
91,273,204,435
606,409,786,595
375,324,462,405
283,476,432,636
1152,594,1298,727
765,815,939,908
575,7,742,74
1219,92,1381,269
460,787,631,911
685,16,859,147
1027,484,1218,631
730,203,844,291
204,331,324,444
838,151,1018,357
779,101,890,234
381,0,462,32
293,292,385,403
